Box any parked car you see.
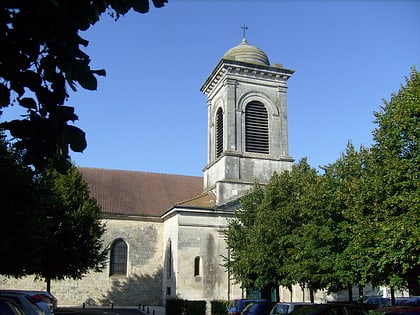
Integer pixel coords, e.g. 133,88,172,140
0,297,25,315
0,290,57,314
228,299,261,315
377,306,420,315
287,303,369,315
0,292,45,315
270,302,314,314
241,300,276,315
364,296,391,309
391,298,411,306
403,297,420,307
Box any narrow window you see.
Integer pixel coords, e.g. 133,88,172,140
110,239,128,276
167,240,172,279
245,101,269,154
216,108,224,158
194,256,201,276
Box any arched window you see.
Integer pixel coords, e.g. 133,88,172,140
109,239,128,276
194,256,201,276
245,101,269,154
215,107,224,158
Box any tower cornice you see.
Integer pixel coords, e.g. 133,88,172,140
200,59,294,97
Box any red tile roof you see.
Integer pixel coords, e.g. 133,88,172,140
80,167,204,217
176,191,216,208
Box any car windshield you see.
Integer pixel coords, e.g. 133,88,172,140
272,304,289,314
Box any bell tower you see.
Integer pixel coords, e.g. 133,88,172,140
200,38,295,205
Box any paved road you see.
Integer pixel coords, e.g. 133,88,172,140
57,307,163,315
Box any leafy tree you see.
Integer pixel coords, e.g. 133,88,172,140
224,69,419,300
283,160,345,302
252,161,319,296
225,160,331,300
36,165,107,291
0,145,107,288
224,182,265,292
369,68,420,295
324,143,379,299
0,0,167,172
0,132,43,276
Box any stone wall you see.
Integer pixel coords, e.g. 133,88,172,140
0,218,164,307
174,211,242,302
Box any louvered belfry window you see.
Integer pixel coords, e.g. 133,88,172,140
216,108,224,158
245,101,269,154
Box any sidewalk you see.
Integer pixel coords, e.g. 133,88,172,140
138,306,165,315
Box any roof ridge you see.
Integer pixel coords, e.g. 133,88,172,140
79,166,202,178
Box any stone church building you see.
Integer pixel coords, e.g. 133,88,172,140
1,38,296,306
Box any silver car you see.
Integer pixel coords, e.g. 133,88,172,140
0,290,56,314
0,292,45,315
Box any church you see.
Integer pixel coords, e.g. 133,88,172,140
1,38,296,307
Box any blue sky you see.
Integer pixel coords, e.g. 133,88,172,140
10,0,420,176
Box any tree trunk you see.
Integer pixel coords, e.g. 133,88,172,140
274,287,279,302
261,285,272,300
288,286,292,302
390,287,395,305
358,285,364,303
300,283,305,302
309,287,315,303
347,284,353,302
46,278,51,293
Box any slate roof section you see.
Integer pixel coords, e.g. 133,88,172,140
80,167,204,217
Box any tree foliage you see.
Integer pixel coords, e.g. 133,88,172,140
36,165,107,284
224,181,265,290
0,0,167,172
0,133,43,276
0,139,106,283
225,68,420,297
369,68,420,293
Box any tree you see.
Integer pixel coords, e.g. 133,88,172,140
324,143,379,299
253,160,320,298
0,143,107,288
0,132,44,277
369,68,420,295
0,0,167,172
225,160,331,300
224,181,265,292
36,165,107,291
224,69,419,300
283,160,346,302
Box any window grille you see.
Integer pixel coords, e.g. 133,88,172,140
110,239,128,276
245,101,269,154
216,108,224,158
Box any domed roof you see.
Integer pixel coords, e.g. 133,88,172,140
223,38,270,66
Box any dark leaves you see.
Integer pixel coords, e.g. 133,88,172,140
19,97,37,110
1,0,167,173
67,125,87,152
0,83,10,107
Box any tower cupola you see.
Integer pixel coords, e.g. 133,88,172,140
223,38,270,66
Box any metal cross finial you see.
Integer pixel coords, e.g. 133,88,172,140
241,24,248,39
